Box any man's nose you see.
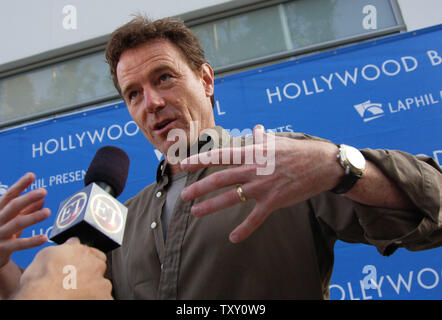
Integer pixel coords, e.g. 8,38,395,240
143,88,166,113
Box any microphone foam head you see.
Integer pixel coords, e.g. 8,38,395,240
84,146,130,197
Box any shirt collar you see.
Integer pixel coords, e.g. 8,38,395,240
155,126,232,184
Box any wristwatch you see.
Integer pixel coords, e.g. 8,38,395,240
330,144,366,194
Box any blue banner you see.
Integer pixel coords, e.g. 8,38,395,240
0,25,441,299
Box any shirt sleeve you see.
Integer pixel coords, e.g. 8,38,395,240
312,148,441,256
357,148,441,255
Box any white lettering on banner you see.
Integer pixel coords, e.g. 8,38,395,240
283,83,301,99
76,132,86,147
32,226,54,243
354,90,440,123
266,124,294,133
215,100,226,116
31,120,139,158
154,149,163,161
329,267,441,300
49,170,86,187
335,69,358,86
0,182,8,197
321,73,334,90
402,56,418,72
27,170,86,191
433,150,442,166
417,268,439,290
386,272,413,295
266,86,281,103
427,50,442,66
223,124,294,136
29,177,48,189
388,93,439,113
382,59,401,76
265,53,438,104
361,64,380,81
87,128,106,144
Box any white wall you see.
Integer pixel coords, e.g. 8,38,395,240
0,0,234,66
398,0,442,31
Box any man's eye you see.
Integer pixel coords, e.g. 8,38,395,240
159,74,171,83
128,91,139,101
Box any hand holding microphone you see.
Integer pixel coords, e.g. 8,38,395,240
50,146,130,252
13,237,113,300
1,146,129,299
14,146,130,299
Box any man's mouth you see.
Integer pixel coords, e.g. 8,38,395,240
154,119,176,133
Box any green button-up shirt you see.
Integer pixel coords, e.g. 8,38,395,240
106,127,441,299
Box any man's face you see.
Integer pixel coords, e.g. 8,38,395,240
116,39,215,155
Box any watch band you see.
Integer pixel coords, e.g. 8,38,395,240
330,173,360,194
330,144,365,194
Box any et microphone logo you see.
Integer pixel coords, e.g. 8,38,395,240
56,192,87,229
50,184,127,252
56,191,124,234
90,194,124,234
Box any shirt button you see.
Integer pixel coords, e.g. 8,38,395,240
156,191,162,198
150,221,157,229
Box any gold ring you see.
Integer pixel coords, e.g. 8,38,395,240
236,186,247,202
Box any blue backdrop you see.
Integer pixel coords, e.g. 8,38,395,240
0,25,441,300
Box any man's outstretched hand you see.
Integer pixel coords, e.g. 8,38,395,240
0,173,50,269
180,125,341,243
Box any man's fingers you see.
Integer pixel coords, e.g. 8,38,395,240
181,166,251,202
0,188,47,225
190,187,246,217
65,237,107,263
180,125,270,172
180,146,251,172
0,208,50,239
2,235,48,253
88,247,107,263
65,237,80,245
229,205,270,243
20,198,45,216
0,173,35,211
253,124,265,145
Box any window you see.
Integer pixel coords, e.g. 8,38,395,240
190,0,402,70
191,5,288,69
0,51,117,125
284,0,398,49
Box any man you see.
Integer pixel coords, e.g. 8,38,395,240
103,16,441,299
0,16,441,299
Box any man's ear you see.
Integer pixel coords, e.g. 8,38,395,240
200,63,215,98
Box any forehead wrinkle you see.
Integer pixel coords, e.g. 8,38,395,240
118,50,183,95
118,40,183,75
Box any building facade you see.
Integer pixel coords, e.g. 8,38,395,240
1,0,441,129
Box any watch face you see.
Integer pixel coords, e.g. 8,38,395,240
344,146,366,171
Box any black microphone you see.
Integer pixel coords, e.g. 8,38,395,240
50,146,130,252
